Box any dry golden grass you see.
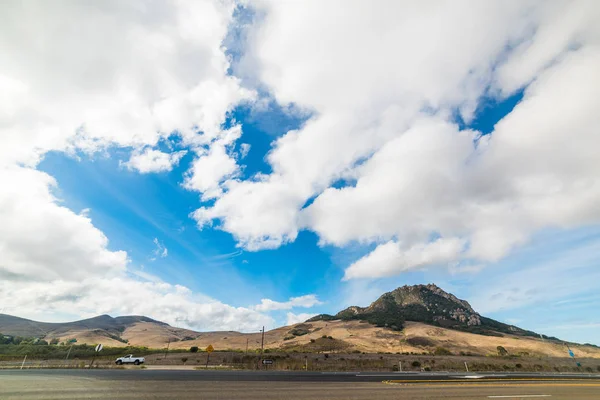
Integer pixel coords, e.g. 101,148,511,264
61,319,600,359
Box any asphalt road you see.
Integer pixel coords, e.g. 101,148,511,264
1,370,599,399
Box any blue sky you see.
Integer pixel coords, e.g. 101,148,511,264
1,1,599,345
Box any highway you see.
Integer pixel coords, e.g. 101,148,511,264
1,370,599,399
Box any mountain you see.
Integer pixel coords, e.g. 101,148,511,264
0,314,197,346
311,284,547,339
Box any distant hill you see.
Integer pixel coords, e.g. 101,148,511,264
0,314,195,346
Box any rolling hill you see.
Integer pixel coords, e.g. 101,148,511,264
2,284,599,358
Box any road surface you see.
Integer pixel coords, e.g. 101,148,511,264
1,370,599,399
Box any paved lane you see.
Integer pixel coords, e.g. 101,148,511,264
2,369,599,382
1,371,599,400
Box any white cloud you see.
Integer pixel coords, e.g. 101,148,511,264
0,166,128,281
194,1,600,282
344,238,466,280
0,277,274,332
0,166,275,331
0,0,268,330
286,312,316,326
253,294,322,312
123,148,187,173
151,238,168,261
0,0,252,168
239,143,251,159
183,126,242,200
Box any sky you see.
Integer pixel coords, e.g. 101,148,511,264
0,0,599,345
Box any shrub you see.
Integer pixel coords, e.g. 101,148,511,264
406,337,434,347
181,357,188,364
190,346,199,353
585,367,593,372
497,346,508,356
433,347,452,356
515,363,522,369
502,365,510,370
423,366,431,371
322,335,328,339
283,336,294,341
597,366,600,372
411,361,421,368
310,339,316,343
324,354,329,359
327,336,333,340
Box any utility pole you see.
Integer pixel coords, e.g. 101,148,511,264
164,338,171,360
260,327,265,369
65,345,73,361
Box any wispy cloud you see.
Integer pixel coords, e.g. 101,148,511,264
150,238,168,261
253,294,323,312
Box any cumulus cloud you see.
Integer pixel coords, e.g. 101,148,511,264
192,0,600,280
344,238,466,280
0,0,252,167
286,312,316,326
0,166,128,281
123,148,187,173
0,277,274,331
0,0,264,329
183,126,242,200
253,294,322,312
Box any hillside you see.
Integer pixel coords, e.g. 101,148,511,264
0,314,197,346
2,284,599,358
316,284,551,339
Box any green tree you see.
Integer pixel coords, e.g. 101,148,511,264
190,346,199,353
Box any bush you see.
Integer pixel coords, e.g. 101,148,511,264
411,361,421,368
515,363,522,369
283,336,294,341
327,336,333,340
497,346,508,356
322,335,328,339
181,357,188,364
310,339,316,343
597,366,600,372
423,366,431,371
406,337,434,347
585,367,593,372
433,347,452,356
190,346,199,353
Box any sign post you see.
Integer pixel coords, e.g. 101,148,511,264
566,343,581,368
205,344,214,368
90,344,103,368
262,359,273,370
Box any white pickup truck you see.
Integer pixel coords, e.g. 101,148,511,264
115,354,145,365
